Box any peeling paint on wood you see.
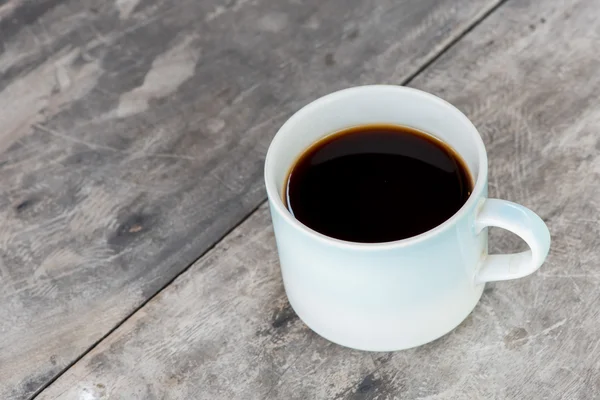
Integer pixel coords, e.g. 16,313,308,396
34,0,600,398
0,0,500,398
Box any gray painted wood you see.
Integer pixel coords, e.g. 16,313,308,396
35,0,600,398
0,0,499,398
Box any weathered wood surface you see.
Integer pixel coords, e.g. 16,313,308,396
35,0,600,398
0,0,501,398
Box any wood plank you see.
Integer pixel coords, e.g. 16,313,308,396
0,0,500,398
35,0,600,398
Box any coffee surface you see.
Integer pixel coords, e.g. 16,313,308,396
285,124,472,243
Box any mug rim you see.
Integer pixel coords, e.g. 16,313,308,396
264,85,488,250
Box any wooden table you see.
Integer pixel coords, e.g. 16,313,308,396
1,0,599,398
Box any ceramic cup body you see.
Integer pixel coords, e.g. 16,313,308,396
264,85,550,351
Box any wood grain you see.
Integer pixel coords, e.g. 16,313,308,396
35,0,600,398
0,0,500,398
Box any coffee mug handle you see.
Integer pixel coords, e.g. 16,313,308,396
474,199,551,284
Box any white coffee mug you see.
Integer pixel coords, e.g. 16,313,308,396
264,85,551,351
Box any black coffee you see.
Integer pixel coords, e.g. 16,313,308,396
285,124,472,243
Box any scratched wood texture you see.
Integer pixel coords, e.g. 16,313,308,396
33,0,600,398
0,0,504,398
